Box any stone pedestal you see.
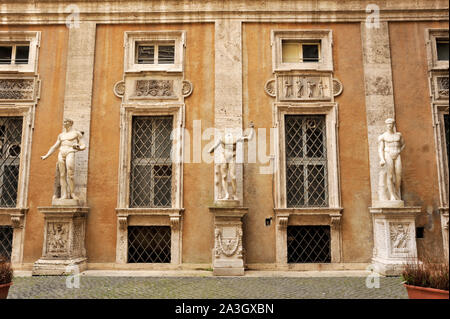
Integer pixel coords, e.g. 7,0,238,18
209,205,247,276
370,206,421,276
32,206,89,275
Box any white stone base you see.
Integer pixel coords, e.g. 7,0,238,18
370,206,421,276
373,200,404,208
210,206,248,276
214,199,240,208
32,206,89,276
52,198,80,206
32,257,87,276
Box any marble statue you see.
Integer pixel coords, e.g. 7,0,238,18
209,122,254,200
41,118,86,202
378,118,405,202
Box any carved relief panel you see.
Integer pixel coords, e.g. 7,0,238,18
0,77,40,102
277,75,332,102
46,222,70,256
214,226,243,258
432,75,449,101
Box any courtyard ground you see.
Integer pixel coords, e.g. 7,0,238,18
6,270,408,299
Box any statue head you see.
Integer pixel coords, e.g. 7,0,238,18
63,118,74,129
385,118,395,132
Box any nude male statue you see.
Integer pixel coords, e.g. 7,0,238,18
209,123,254,200
41,118,86,201
378,118,405,201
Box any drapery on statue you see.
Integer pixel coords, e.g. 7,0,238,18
209,122,254,201
378,118,405,202
41,118,86,202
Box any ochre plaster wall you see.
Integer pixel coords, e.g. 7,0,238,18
87,23,215,263
243,23,372,263
389,21,449,261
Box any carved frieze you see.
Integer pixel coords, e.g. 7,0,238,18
277,75,332,101
134,79,175,98
46,222,70,255
0,78,36,101
433,76,449,100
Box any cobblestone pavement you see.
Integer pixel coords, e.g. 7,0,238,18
7,276,408,299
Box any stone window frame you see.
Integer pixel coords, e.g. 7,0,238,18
273,102,342,265
115,103,185,265
271,29,333,73
0,104,36,264
124,31,185,74
0,31,40,74
425,29,449,71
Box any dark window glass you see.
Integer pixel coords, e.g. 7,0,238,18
15,46,29,64
158,45,175,64
0,46,12,65
444,114,449,172
437,40,449,61
130,116,173,208
128,226,171,263
0,226,13,260
137,45,155,64
302,44,319,62
0,117,23,207
285,115,328,207
287,226,331,263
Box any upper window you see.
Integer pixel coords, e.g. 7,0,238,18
125,31,185,73
426,29,449,71
282,40,320,63
0,44,30,65
272,30,333,72
436,39,449,61
0,31,40,73
136,43,175,65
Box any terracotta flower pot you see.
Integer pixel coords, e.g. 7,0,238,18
404,284,449,299
0,282,12,299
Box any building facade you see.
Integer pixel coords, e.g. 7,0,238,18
0,0,448,274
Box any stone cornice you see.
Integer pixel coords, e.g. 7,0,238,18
0,0,448,24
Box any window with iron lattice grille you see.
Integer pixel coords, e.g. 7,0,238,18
130,116,173,208
0,117,23,207
128,226,171,263
285,115,328,207
445,114,449,171
287,225,331,263
0,225,13,260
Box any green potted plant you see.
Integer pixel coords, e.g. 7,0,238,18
0,256,13,299
402,257,449,299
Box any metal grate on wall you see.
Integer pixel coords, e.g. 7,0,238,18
128,226,171,263
287,226,331,263
0,225,13,260
0,117,23,207
285,115,328,207
130,116,173,208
